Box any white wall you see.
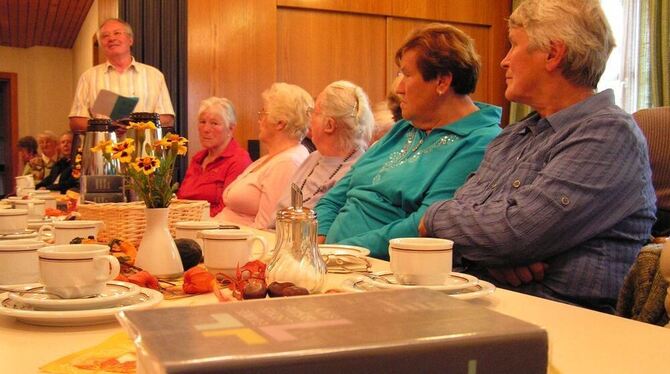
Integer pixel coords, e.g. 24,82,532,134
0,45,73,137
72,0,99,90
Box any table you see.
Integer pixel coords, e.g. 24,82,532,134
1,226,669,373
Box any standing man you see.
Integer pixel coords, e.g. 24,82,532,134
69,18,175,132
419,0,655,313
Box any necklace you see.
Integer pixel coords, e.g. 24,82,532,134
372,127,459,183
300,148,358,203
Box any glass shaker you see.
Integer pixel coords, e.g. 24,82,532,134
266,184,327,293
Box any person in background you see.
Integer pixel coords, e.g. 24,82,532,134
276,80,374,212
419,0,655,313
36,131,78,193
216,83,312,228
17,136,38,177
315,24,502,258
68,18,175,133
371,76,403,145
26,131,59,183
177,97,252,217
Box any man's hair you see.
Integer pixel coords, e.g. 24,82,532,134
96,18,134,42
18,136,38,155
509,0,615,89
395,23,480,95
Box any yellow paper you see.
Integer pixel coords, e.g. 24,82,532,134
40,332,136,374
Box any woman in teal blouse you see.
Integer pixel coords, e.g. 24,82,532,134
315,23,502,259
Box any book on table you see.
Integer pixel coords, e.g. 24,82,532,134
118,288,548,374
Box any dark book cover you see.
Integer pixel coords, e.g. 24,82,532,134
119,289,547,374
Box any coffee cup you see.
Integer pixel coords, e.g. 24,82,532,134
0,240,45,284
37,244,120,298
175,221,220,248
15,175,35,189
38,220,104,244
11,199,46,219
198,229,268,276
389,237,454,285
30,191,58,210
0,209,28,234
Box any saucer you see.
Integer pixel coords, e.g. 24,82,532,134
358,271,478,291
319,244,370,257
341,275,493,300
0,288,163,326
8,281,140,311
0,229,37,240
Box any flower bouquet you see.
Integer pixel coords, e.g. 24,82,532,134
91,124,187,208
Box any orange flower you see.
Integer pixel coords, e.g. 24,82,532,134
107,139,135,163
155,133,188,155
131,156,160,175
128,121,157,130
183,267,215,294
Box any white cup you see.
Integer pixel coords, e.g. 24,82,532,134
11,199,46,219
38,220,104,245
175,221,220,248
0,209,28,234
15,175,35,189
198,229,268,276
30,191,58,210
16,188,36,198
0,240,45,284
389,238,454,285
37,244,120,298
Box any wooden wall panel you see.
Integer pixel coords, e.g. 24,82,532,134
187,0,512,156
187,0,276,155
277,8,387,102
278,0,492,26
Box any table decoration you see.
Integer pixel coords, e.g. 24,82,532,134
92,130,188,278
39,332,136,374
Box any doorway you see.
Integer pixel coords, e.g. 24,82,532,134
0,72,18,197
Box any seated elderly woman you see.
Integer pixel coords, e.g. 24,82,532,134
26,131,60,183
276,80,374,211
315,23,502,259
216,83,312,228
177,97,252,217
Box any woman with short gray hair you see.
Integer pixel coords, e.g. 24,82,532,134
277,80,374,211
217,83,312,228
177,96,252,217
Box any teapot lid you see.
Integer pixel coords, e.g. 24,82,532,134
129,112,160,124
86,118,114,132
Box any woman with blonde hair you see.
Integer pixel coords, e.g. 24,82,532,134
217,83,312,228
277,80,374,211
177,97,252,217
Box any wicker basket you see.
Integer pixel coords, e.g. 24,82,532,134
77,199,209,246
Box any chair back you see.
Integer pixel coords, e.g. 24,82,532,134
633,107,670,210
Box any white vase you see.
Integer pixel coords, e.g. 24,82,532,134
135,207,183,278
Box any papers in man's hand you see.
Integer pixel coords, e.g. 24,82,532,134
92,89,139,121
